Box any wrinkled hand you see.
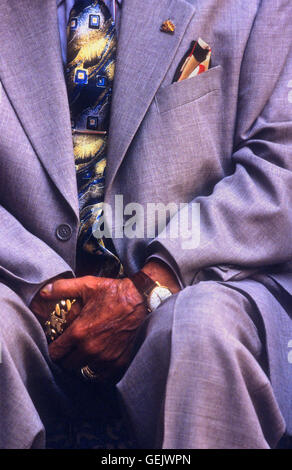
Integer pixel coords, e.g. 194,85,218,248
30,291,57,326
40,276,147,383
30,278,82,327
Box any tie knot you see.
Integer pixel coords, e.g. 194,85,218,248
74,0,97,9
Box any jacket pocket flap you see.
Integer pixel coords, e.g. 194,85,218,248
156,65,222,113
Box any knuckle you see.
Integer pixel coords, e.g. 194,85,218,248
80,338,97,357
82,342,94,356
70,325,83,342
83,276,98,295
99,351,110,363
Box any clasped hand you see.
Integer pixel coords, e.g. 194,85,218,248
31,276,147,384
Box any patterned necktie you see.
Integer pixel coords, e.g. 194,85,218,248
66,0,122,277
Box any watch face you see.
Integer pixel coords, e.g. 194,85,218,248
149,286,172,311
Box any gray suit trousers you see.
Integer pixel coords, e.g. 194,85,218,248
0,280,286,449
118,279,286,449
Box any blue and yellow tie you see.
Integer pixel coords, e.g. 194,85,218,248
66,0,122,277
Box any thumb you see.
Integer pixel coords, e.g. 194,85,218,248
40,278,83,300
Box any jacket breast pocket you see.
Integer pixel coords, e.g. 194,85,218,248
147,64,224,199
155,65,223,113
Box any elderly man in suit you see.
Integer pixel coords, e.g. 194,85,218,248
0,0,292,449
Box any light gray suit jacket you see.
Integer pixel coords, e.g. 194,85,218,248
1,0,292,432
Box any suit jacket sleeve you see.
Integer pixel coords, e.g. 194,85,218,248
147,0,292,286
0,204,74,306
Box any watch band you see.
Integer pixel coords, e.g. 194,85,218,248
130,271,173,313
130,271,158,299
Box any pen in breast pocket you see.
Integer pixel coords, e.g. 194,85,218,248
173,38,211,83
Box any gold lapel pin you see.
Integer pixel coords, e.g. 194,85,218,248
160,19,176,34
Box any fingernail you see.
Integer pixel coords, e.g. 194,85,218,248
41,283,53,295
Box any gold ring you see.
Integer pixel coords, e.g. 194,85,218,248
45,298,76,343
80,365,100,381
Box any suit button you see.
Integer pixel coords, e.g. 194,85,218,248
56,224,72,241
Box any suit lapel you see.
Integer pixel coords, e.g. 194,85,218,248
0,0,196,215
0,0,79,218
105,0,196,197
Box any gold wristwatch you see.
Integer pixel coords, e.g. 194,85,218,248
130,271,173,312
